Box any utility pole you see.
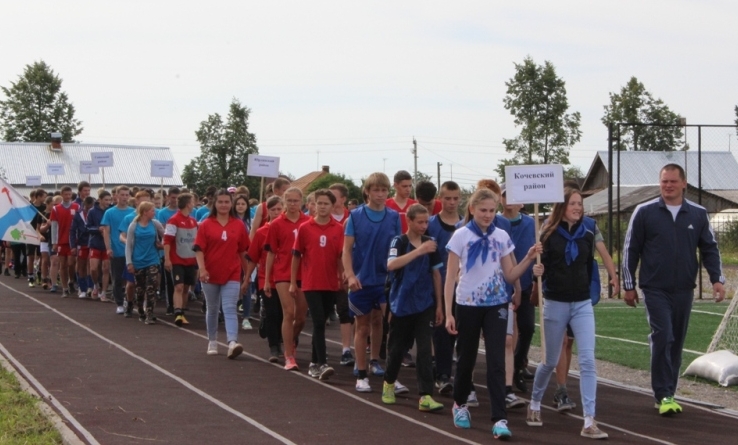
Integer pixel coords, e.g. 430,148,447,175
437,162,442,190
412,137,418,198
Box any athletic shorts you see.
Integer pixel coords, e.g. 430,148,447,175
123,268,135,283
89,248,109,260
348,285,386,317
40,242,50,254
56,244,72,257
26,244,40,256
171,264,197,286
77,246,90,259
275,280,301,288
506,302,515,336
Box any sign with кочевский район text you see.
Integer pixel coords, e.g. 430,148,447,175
504,164,564,205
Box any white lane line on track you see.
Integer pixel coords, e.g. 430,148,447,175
0,281,297,445
158,319,483,445
0,343,98,445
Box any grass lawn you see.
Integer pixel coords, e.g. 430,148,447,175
0,366,63,444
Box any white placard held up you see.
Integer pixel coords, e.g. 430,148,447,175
80,161,99,174
504,164,565,204
26,175,42,187
151,160,174,178
46,163,65,176
92,151,114,167
246,154,280,178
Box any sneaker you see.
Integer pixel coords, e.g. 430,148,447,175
419,395,443,412
402,352,415,368
227,341,243,359
466,391,479,407
284,356,299,371
78,290,88,299
581,421,609,439
124,310,132,318
100,295,112,303
28,276,35,287
340,350,355,366
116,305,125,314
435,375,453,395
355,378,372,393
658,397,682,415
394,381,409,395
318,364,334,381
62,289,70,298
521,367,535,380
382,381,396,404
268,345,280,363
553,390,577,412
505,392,525,409
526,407,542,427
492,419,512,440
42,279,50,290
90,288,99,299
308,363,320,378
145,314,156,325
513,369,528,393
166,305,174,316
139,313,146,322
369,359,385,376
241,319,252,330
68,281,76,293
175,314,185,327
3,268,10,276
49,285,57,293
207,341,218,355
452,403,471,429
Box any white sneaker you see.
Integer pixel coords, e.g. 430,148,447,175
207,341,218,355
116,305,125,314
78,290,89,299
227,341,243,359
241,319,252,330
355,378,372,393
467,390,480,407
394,380,409,394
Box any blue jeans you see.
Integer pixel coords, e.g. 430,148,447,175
531,299,597,418
202,281,240,343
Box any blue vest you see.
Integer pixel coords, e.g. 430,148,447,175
350,206,400,287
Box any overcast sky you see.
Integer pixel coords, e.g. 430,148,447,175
3,1,737,188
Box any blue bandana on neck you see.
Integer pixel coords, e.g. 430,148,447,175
465,220,495,272
556,222,587,265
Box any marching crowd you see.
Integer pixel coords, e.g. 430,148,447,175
1,162,725,441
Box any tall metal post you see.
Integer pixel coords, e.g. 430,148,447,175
437,162,442,190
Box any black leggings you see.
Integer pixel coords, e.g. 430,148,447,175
514,287,535,371
261,289,283,348
305,291,337,364
10,244,27,276
385,306,435,396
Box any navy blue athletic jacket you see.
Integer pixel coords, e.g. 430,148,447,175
86,203,107,251
623,197,724,291
69,209,90,249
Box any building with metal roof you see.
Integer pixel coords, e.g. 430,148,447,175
582,150,738,193
584,185,737,217
0,142,183,196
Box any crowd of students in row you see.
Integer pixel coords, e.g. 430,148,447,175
2,171,618,441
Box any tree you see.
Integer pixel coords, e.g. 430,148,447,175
602,77,683,151
0,61,83,142
306,172,363,202
182,98,260,197
498,57,582,180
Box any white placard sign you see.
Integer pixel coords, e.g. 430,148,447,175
247,154,280,178
26,175,42,186
92,151,114,167
80,161,99,174
46,163,65,176
504,164,565,204
151,160,174,178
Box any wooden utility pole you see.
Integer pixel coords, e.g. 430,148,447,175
412,137,418,198
437,162,442,190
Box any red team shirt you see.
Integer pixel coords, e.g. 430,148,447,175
430,199,442,215
386,198,417,234
265,213,310,282
51,202,80,245
194,216,250,285
292,218,344,292
164,211,198,266
247,223,274,290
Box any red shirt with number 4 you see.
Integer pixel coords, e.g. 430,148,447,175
292,218,344,292
194,216,250,285
265,213,310,283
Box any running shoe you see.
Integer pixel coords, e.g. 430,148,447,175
435,375,453,395
382,381,396,404
318,364,334,381
340,350,355,366
116,305,125,314
28,276,35,288
166,305,174,316
227,341,243,359
42,278,50,290
175,314,185,327
49,284,57,293
355,378,371,393
308,363,320,378
452,403,471,429
68,281,76,293
492,419,512,440
553,390,577,412
401,352,415,368
145,314,156,325
394,381,409,395
207,341,218,355
124,309,132,318
369,359,385,376
581,420,609,439
526,407,542,426
78,290,88,299
100,295,112,303
505,392,525,409
521,367,535,380
139,313,146,322
3,268,10,276
658,397,682,415
419,395,443,412
268,345,280,363
466,390,479,407
284,356,299,371
513,369,528,393
62,289,70,298
241,319,252,330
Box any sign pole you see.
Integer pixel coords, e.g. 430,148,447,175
534,202,546,364
55,175,58,191
160,177,164,198
102,167,105,189
259,176,265,202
